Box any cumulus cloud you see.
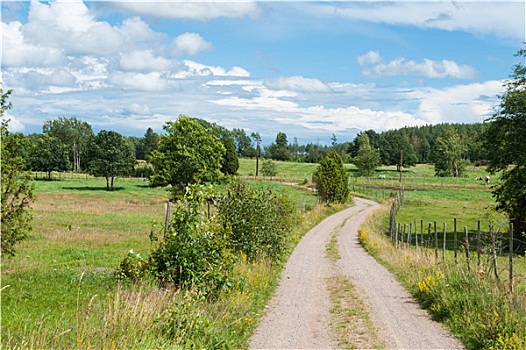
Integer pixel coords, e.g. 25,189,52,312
120,51,172,72
102,1,261,20
265,76,332,93
108,72,169,91
172,33,212,57
360,53,478,79
123,103,152,116
414,80,503,124
357,51,382,66
174,60,250,78
15,1,162,58
2,21,65,67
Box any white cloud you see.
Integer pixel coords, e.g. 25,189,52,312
265,76,332,93
414,80,503,124
123,103,152,116
172,33,212,57
108,72,169,91
320,2,524,40
361,56,478,79
174,60,250,78
2,21,65,67
103,1,261,20
357,51,382,66
120,51,172,72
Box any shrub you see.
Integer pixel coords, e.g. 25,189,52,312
218,181,296,262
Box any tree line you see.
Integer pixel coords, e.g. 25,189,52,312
2,44,525,255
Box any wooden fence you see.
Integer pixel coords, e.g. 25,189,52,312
388,192,525,294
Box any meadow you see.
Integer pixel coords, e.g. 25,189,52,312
2,161,525,349
1,175,330,349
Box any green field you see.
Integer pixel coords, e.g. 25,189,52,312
1,176,328,349
2,164,524,349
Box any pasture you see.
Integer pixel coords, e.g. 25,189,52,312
0,175,326,349
2,162,524,349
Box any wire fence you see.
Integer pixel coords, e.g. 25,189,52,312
387,191,526,294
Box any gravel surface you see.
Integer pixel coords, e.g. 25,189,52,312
249,198,464,350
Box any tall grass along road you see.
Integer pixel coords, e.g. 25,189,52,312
250,198,464,349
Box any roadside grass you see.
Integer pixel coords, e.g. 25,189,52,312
359,203,526,350
1,176,334,349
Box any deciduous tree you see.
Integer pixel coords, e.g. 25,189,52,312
433,126,467,177
149,115,225,198
1,89,34,257
88,130,136,191
28,134,70,180
485,45,526,250
43,117,93,172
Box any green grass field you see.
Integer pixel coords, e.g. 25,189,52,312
2,163,524,349
1,175,327,349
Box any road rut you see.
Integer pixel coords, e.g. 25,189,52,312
250,198,463,350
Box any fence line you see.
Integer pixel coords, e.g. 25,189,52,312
387,193,524,294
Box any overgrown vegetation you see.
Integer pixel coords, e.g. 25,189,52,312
359,201,526,350
1,89,35,257
2,176,329,349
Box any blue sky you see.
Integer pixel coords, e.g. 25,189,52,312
2,1,525,145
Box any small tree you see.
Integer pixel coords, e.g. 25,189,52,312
313,152,350,204
149,115,225,198
353,133,381,177
261,159,277,177
28,134,70,180
433,126,467,177
88,130,136,191
1,89,35,257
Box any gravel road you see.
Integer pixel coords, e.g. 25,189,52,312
249,198,464,350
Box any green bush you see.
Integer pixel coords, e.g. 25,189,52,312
148,186,235,295
218,180,296,262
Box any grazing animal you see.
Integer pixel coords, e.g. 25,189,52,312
485,176,490,185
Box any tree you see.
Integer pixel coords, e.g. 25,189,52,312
149,115,225,197
141,127,159,161
261,159,278,177
43,117,94,172
193,118,239,175
232,128,255,157
28,135,70,180
266,132,290,161
313,152,350,204
88,130,136,191
1,89,35,257
353,133,381,177
485,45,526,250
433,126,467,177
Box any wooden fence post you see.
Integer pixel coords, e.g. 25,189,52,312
434,221,438,263
408,223,412,250
509,222,514,294
464,226,470,272
477,220,481,270
443,223,447,263
454,218,458,264
414,219,418,249
490,225,499,280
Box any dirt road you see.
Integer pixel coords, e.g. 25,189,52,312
249,198,464,349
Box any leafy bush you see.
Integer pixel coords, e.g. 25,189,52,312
148,186,234,295
218,180,296,262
